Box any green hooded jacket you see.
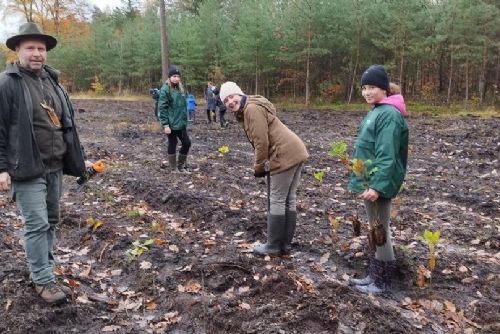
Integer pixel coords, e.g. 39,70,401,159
348,104,409,199
158,83,187,130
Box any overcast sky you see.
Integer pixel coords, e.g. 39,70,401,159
1,0,124,43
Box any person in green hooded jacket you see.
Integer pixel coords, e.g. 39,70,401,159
158,66,191,173
348,65,409,294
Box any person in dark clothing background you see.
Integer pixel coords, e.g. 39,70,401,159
213,87,228,128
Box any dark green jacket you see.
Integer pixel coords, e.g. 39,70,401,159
348,104,409,199
158,83,187,130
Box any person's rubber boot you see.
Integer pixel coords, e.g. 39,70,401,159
253,214,286,256
282,210,297,255
34,282,66,304
177,154,191,174
168,154,178,173
350,257,375,286
356,259,394,294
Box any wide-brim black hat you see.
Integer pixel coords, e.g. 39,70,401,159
6,22,57,51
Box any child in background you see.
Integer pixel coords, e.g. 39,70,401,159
348,65,409,294
149,87,160,120
205,81,217,124
187,93,197,122
212,87,228,128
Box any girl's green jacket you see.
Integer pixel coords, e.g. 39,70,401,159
158,84,188,130
348,104,409,199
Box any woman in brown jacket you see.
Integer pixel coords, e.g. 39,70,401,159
220,82,309,256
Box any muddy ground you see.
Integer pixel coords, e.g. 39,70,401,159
0,99,499,334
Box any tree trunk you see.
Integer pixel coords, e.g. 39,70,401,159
446,47,454,106
495,46,500,105
159,0,169,82
464,58,469,107
479,42,488,105
348,27,361,104
54,0,60,34
305,22,311,107
399,46,404,90
118,39,123,95
415,59,420,97
255,50,259,94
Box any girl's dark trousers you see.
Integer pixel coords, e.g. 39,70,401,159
167,129,191,155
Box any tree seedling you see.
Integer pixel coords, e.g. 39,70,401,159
327,213,341,243
329,140,379,239
127,239,154,262
313,170,324,183
328,140,349,169
218,145,229,157
417,229,441,287
419,229,441,271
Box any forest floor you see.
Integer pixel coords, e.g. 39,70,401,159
0,100,499,334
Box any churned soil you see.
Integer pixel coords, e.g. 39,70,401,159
0,99,498,334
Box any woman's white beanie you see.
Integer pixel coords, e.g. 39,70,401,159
220,81,244,102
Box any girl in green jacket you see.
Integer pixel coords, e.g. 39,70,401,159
348,65,409,294
158,66,191,173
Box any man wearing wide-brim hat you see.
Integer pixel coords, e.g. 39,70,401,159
0,22,92,303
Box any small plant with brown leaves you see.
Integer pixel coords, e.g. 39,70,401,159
329,140,380,243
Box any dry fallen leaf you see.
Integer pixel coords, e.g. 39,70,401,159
185,281,202,293
238,286,250,294
203,239,217,247
139,261,152,270
459,265,469,273
319,252,331,265
169,245,179,253
5,299,12,311
76,294,91,304
164,311,182,324
444,300,456,313
145,299,157,310
239,302,251,310
102,325,121,332
67,279,80,289
416,265,431,288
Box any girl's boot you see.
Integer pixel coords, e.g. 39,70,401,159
356,259,395,294
349,257,376,286
168,154,178,173
177,154,191,174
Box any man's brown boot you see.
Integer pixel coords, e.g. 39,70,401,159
34,282,66,303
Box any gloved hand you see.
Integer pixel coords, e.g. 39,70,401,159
254,170,268,178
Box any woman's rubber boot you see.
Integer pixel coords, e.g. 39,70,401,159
253,214,286,256
177,154,191,174
168,154,178,173
282,210,297,255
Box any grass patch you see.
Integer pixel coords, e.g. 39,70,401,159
72,93,151,101
142,122,161,133
275,100,499,118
